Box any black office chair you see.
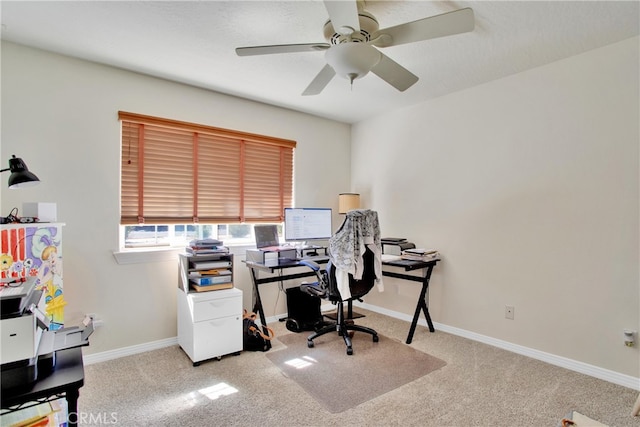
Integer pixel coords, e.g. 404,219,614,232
300,247,379,355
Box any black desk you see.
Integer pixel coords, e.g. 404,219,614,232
1,347,84,426
382,258,440,344
244,257,329,350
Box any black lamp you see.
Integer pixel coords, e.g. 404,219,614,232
0,155,40,189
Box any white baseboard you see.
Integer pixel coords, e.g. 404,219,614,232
83,337,178,365
83,305,639,391
355,302,640,391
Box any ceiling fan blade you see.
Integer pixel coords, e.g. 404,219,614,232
302,64,336,96
372,7,474,48
236,43,330,56
323,0,360,34
370,53,419,92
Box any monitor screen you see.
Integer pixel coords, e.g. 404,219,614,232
254,224,280,248
284,208,332,241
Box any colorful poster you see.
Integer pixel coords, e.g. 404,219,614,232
1,224,65,330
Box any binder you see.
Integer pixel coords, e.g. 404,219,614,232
190,275,232,285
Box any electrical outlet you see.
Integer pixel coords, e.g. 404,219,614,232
505,305,515,320
86,313,104,328
624,329,636,347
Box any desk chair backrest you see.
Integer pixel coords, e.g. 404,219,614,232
328,209,383,301
325,247,376,303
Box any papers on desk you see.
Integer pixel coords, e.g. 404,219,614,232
381,254,402,262
191,260,231,269
185,238,228,255
401,248,439,261
382,249,439,262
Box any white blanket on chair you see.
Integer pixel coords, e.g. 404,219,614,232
329,209,383,300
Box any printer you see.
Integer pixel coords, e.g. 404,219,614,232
1,277,94,391
1,278,47,388
246,247,298,267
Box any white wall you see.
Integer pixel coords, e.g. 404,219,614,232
353,37,639,378
0,42,351,354
2,37,638,382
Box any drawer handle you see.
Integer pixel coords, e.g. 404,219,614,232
208,318,233,327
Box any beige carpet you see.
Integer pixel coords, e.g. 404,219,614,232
266,332,446,413
76,309,639,426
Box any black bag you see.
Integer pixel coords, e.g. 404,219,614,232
243,310,274,352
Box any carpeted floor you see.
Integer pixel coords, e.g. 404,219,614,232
266,332,446,413
77,309,639,426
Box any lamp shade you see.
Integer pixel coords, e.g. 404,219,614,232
325,43,381,82
1,155,40,189
338,193,360,214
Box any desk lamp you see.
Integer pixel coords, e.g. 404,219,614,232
0,155,40,189
338,193,360,214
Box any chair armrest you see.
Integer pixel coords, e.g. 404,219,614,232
298,259,320,271
300,282,327,298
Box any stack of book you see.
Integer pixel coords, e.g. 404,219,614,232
381,237,416,255
401,248,439,261
185,238,228,255
189,268,233,292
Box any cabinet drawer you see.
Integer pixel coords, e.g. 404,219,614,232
193,295,242,322
193,315,243,360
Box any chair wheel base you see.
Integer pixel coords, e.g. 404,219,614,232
373,334,379,342
307,340,314,348
346,347,353,355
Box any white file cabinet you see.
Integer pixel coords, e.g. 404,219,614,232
177,287,243,366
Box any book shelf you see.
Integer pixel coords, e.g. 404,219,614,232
178,252,234,293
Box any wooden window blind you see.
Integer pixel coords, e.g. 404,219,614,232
119,111,295,225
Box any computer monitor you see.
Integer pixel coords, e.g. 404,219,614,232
254,224,280,249
284,208,332,242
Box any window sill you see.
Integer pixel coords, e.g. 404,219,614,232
112,244,255,265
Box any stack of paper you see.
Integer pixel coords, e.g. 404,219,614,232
401,248,439,261
186,238,228,255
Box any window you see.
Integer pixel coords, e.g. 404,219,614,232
122,223,275,248
119,111,294,248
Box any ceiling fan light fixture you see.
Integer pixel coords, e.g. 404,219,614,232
325,43,381,81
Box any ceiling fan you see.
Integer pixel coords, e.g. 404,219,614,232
236,1,475,96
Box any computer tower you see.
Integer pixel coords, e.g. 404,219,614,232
285,286,323,332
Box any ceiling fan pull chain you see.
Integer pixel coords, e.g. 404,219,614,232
348,73,357,91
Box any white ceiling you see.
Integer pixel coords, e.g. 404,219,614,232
1,1,638,124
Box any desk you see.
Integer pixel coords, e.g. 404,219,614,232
1,348,84,427
244,257,330,350
245,256,440,347
382,258,440,344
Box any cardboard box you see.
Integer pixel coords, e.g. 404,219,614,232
22,203,57,222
